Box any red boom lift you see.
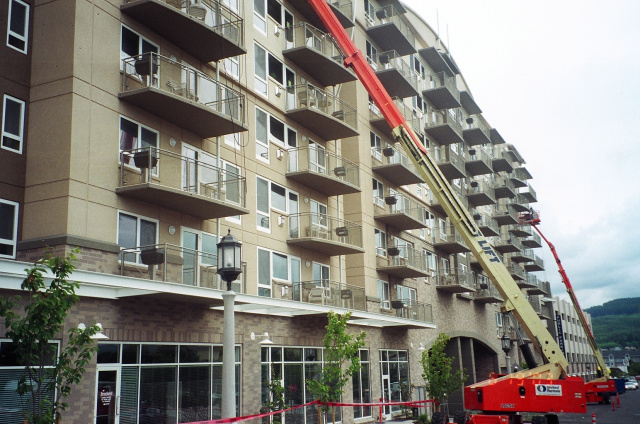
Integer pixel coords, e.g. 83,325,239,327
305,1,587,423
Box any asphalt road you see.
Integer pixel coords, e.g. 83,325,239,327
555,387,640,423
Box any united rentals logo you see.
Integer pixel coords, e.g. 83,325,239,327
535,384,562,396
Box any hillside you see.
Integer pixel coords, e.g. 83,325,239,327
585,297,640,349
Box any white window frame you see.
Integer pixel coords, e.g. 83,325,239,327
254,43,268,96
0,199,19,259
365,40,378,70
6,0,29,54
222,56,240,80
256,176,298,232
378,279,390,308
370,131,382,162
119,116,159,175
120,25,159,72
253,0,267,34
224,132,241,150
257,246,301,297
396,285,416,302
310,199,327,228
1,94,25,154
117,211,159,264
375,228,386,257
373,178,384,207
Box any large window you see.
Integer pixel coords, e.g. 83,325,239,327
370,131,382,161
2,95,25,153
379,350,409,414
6,0,29,53
0,199,18,259
119,117,158,167
117,212,158,263
372,178,384,207
257,247,300,298
95,342,240,424
378,279,390,308
182,228,217,287
352,349,371,419
256,176,298,231
254,44,288,98
255,107,297,162
120,25,158,72
374,228,386,257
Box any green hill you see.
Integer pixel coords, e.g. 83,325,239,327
585,297,640,349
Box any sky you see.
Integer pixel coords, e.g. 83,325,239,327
402,0,640,308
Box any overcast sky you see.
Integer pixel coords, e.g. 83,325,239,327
402,1,640,308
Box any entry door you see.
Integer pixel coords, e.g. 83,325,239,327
95,367,120,424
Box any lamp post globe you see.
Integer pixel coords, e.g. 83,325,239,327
501,331,511,354
217,229,242,290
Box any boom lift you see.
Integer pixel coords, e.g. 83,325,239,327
305,1,586,422
519,211,616,404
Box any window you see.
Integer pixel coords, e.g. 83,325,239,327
119,117,159,170
379,350,409,414
117,212,158,263
255,107,269,160
375,228,386,257
120,25,158,71
224,132,241,150
496,312,503,337
6,0,29,53
365,40,377,70
378,279,389,307
182,228,217,286
254,44,268,96
308,140,325,173
256,176,298,231
312,262,329,286
2,95,25,153
438,218,447,240
310,200,327,228
353,349,371,419
255,107,297,161
373,178,384,207
370,131,382,161
441,257,450,274
253,0,267,33
257,247,300,297
222,56,240,80
364,0,375,24
0,199,19,258
396,285,416,302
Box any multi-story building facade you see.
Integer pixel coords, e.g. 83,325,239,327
0,0,555,422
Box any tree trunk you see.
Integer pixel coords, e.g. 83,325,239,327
332,406,336,424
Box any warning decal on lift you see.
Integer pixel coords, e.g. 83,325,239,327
535,384,563,396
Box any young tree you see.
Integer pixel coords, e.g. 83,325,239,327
0,250,101,424
307,311,366,424
420,333,467,422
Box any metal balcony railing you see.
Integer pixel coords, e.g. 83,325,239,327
121,53,245,123
473,280,503,301
384,244,428,272
436,270,475,290
119,147,246,207
434,223,465,245
365,4,415,46
288,212,363,248
288,146,360,187
375,193,426,224
391,298,433,323
432,145,465,168
371,50,419,88
284,22,344,65
467,179,495,197
372,141,419,173
119,243,246,292
466,146,492,163
525,273,538,288
291,280,366,311
369,98,423,133
285,83,357,130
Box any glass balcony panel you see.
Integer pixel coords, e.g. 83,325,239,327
374,193,426,230
433,223,470,254
424,108,464,145
466,179,496,207
286,146,361,195
369,98,422,136
287,212,364,255
391,299,433,323
372,141,423,186
376,245,428,278
431,145,465,180
370,51,419,98
290,0,354,32
422,71,460,110
364,5,416,56
462,118,491,146
290,280,365,310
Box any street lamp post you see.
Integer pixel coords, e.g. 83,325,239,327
501,331,512,374
217,229,243,419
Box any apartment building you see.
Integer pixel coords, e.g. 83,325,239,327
0,0,552,422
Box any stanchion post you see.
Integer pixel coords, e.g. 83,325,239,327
591,412,596,424
612,397,616,411
616,393,620,407
379,397,384,423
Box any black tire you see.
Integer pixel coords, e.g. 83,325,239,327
431,411,448,424
531,415,546,424
544,414,559,424
453,410,468,424
602,393,611,404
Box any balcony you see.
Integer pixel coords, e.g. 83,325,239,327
285,84,358,140
121,0,245,63
509,167,531,188
374,194,426,230
287,146,361,196
372,143,423,186
370,51,420,98
365,5,416,56
116,148,249,219
465,147,493,176
390,298,433,323
493,234,523,254
291,281,365,310
422,72,460,110
119,243,246,291
529,296,551,320
492,145,514,172
376,245,428,278
466,180,496,207
433,223,470,254
493,174,517,199
283,23,357,87
510,194,530,213
521,232,542,248
431,184,468,215
473,211,499,237
523,251,544,271
120,53,248,138
432,145,465,180
436,269,475,293
520,184,538,203
509,248,533,264
424,108,464,145
459,90,482,115
473,280,503,303
508,223,532,238
463,118,492,146
492,202,519,226
490,128,506,145
369,98,422,136
287,213,364,256
528,279,551,296
290,0,355,32
418,47,455,78
503,258,525,281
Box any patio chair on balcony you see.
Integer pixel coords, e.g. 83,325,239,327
307,223,329,239
297,88,317,108
187,1,207,21
309,287,331,305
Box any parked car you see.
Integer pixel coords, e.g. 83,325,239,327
625,378,638,390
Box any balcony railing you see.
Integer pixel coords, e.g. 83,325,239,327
287,146,360,195
377,244,428,278
374,193,426,230
492,145,515,173
370,50,419,98
465,147,493,176
492,174,517,199
369,98,422,135
436,270,475,292
522,232,542,248
291,280,365,310
466,179,496,207
121,0,245,62
364,5,416,55
288,212,364,255
119,243,246,291
372,142,423,186
285,84,358,140
463,117,491,146
424,108,464,145
117,147,248,219
434,223,470,254
283,22,356,86
520,183,537,202
431,145,465,180
422,71,460,110
391,299,433,323
473,280,503,303
120,53,247,137
473,210,500,237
